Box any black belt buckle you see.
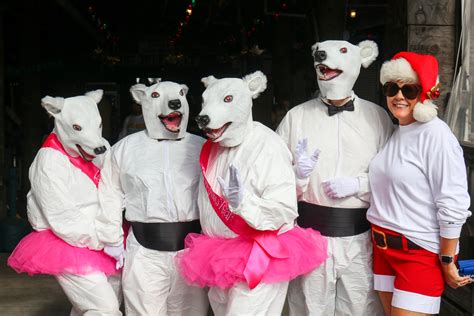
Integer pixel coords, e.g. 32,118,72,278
372,228,388,250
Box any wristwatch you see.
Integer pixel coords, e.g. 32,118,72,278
440,255,454,265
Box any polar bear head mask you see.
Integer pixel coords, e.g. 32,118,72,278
312,40,379,100
41,89,107,161
130,80,189,140
196,71,267,147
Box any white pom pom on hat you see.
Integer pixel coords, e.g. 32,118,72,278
380,51,440,123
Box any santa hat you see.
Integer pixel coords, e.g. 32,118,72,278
380,52,440,123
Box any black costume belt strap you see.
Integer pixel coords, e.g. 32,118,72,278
130,220,201,251
297,202,369,237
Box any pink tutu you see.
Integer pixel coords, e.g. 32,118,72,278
8,230,119,276
176,226,327,289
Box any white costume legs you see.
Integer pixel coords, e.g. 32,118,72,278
122,231,208,316
56,272,121,316
107,273,123,308
209,281,288,316
290,231,383,316
287,276,307,315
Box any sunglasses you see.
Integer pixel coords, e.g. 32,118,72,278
382,82,420,100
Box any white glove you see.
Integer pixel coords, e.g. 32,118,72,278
295,139,321,179
322,177,360,199
104,244,125,270
217,164,244,209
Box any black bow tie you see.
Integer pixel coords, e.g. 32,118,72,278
325,99,355,116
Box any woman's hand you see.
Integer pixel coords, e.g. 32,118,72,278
441,262,472,289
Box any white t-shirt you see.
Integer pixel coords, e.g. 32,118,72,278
367,117,471,253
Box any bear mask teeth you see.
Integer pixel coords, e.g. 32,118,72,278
76,144,95,161
316,64,342,81
158,111,183,133
203,122,231,141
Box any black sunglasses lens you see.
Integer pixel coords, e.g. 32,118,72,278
383,83,419,99
383,83,399,97
401,85,419,99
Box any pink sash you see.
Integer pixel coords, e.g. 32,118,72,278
42,133,101,187
200,140,289,289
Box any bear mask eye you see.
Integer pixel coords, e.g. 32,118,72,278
179,89,184,96
151,92,160,98
224,95,233,103
73,124,82,131
340,47,347,53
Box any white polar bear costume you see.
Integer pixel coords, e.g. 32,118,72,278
98,80,209,316
277,40,394,316
8,90,123,316
176,71,328,316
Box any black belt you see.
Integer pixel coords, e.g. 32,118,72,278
297,202,370,237
130,220,201,252
372,228,422,250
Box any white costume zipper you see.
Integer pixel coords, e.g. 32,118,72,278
163,141,178,221
335,115,341,177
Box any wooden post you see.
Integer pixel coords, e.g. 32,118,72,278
0,9,5,219
407,0,457,115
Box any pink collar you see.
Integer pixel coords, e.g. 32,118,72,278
42,133,100,187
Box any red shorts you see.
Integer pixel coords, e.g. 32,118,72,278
371,225,444,314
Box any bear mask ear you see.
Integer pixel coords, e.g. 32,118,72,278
41,96,65,116
201,75,218,88
85,89,103,104
130,84,148,104
311,42,320,58
147,77,161,85
181,84,189,95
243,71,267,99
358,40,379,68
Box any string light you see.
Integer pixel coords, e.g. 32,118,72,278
87,4,120,64
170,2,196,45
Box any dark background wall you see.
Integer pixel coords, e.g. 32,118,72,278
0,0,394,222
0,0,459,228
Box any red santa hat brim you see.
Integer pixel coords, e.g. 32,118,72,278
380,58,419,85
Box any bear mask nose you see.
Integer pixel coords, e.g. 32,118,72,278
94,146,107,155
195,115,210,127
314,50,327,62
168,99,181,110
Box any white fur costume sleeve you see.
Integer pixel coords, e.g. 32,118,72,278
230,132,297,230
27,148,103,250
96,149,124,246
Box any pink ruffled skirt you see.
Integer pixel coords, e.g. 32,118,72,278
176,226,328,289
8,230,119,276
